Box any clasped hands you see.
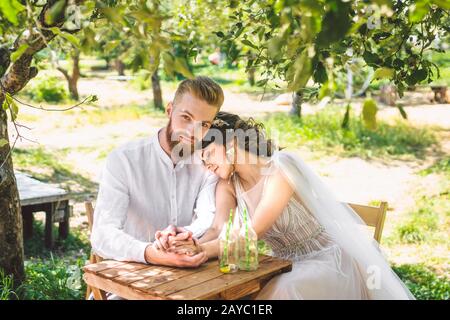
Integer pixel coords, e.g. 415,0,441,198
145,225,207,268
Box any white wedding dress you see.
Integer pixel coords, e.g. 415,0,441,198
232,151,414,300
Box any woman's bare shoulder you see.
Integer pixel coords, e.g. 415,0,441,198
216,178,236,197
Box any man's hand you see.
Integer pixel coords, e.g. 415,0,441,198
153,225,193,251
144,244,207,268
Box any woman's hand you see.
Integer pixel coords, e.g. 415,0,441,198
153,225,193,251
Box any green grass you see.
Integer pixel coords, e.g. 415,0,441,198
0,270,18,300
0,219,90,300
393,264,450,300
19,255,86,300
262,107,438,160
20,220,89,300
393,157,450,245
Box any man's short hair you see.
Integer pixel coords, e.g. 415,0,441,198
173,76,224,109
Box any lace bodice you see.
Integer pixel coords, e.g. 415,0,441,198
234,173,336,260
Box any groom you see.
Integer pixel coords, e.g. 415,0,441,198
90,76,224,268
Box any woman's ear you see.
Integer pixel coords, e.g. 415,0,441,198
225,138,236,164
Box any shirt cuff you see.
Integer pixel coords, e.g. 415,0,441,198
134,241,151,264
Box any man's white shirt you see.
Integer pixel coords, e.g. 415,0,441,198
90,132,218,263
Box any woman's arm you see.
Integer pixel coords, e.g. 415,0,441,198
170,179,236,259
251,170,294,238
200,171,294,259
198,179,237,244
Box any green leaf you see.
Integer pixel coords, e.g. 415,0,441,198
286,49,312,92
104,40,120,53
316,1,352,48
409,1,430,23
215,31,225,38
362,98,378,130
341,104,351,129
0,138,8,148
430,0,450,10
373,67,395,80
59,32,80,48
267,35,285,60
11,44,29,63
363,51,381,66
3,93,18,121
313,61,328,84
173,57,194,79
44,0,67,26
241,39,257,49
406,69,428,85
0,0,25,26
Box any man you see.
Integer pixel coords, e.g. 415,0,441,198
91,76,224,268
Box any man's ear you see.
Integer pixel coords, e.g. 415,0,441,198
166,102,173,117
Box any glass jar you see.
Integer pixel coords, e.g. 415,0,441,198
218,209,239,273
238,208,258,271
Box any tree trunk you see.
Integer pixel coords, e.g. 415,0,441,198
58,49,80,100
0,106,24,285
0,0,75,287
247,67,255,86
70,49,80,100
289,91,303,117
114,59,125,76
151,70,163,111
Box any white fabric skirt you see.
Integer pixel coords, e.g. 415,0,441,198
256,245,370,300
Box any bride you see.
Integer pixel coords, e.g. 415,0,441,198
167,111,414,300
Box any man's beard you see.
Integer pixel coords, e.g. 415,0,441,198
166,118,197,161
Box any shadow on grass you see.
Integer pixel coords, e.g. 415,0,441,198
13,147,98,200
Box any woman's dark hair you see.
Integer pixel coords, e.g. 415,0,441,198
202,112,278,157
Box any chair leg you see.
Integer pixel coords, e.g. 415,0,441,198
91,287,107,300
86,285,92,300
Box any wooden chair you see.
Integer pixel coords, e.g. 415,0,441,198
347,201,388,243
84,201,107,300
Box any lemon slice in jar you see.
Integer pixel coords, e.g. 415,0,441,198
220,265,231,273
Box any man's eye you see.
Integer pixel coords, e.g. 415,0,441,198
182,115,190,121
202,123,210,128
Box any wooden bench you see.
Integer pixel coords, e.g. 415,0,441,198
16,171,72,248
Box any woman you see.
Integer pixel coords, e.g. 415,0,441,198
169,112,414,300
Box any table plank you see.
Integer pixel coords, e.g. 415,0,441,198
84,272,161,300
83,260,127,274
97,262,148,279
167,257,292,300
114,265,177,285
147,255,271,296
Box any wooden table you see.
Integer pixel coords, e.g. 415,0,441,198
16,171,72,248
83,255,292,300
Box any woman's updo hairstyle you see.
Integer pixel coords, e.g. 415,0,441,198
202,111,277,157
